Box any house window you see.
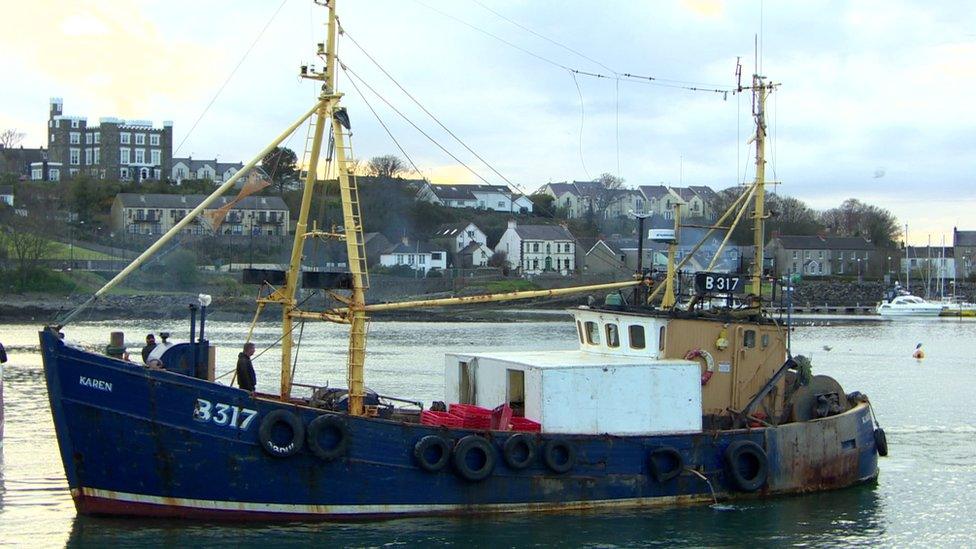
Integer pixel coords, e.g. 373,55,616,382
70,119,79,129
628,325,645,349
532,259,539,270
792,251,797,259
497,201,505,208
819,251,824,259
121,132,131,144
70,132,80,144
151,134,160,146
50,168,60,181
564,259,571,270
85,133,93,144
85,149,92,165
31,168,42,180
94,133,100,144
135,149,145,164
419,255,426,264
151,149,161,166
135,133,145,145
584,321,599,345
120,148,130,165
408,254,415,265
93,147,100,164
805,251,811,259
605,324,620,348
69,148,80,165
546,243,551,253
533,243,540,252
431,252,442,260
120,167,129,180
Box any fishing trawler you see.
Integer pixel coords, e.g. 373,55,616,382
39,1,884,520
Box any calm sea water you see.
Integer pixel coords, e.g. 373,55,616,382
1,316,975,547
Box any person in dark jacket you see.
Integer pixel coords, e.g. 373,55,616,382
237,342,257,392
141,334,157,363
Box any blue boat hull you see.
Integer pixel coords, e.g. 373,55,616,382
40,331,879,520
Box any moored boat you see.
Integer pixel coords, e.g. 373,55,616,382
876,294,944,317
40,0,885,520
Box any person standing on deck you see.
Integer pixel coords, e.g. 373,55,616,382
141,334,157,363
237,342,257,392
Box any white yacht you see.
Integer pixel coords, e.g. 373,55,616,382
876,294,944,317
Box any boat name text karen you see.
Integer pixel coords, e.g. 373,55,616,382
79,375,112,392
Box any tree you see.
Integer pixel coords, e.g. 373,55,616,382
0,128,25,148
162,249,199,287
366,155,408,178
821,198,900,247
0,208,55,290
488,251,511,275
529,194,558,218
261,147,298,195
767,194,824,237
592,173,625,219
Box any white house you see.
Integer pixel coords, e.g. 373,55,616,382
379,240,449,274
459,241,495,268
433,222,488,253
0,186,13,206
495,219,576,275
417,182,532,213
170,158,267,185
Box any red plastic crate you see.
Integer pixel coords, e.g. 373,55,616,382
421,410,464,428
510,417,541,432
448,403,492,419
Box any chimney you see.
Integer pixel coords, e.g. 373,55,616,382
771,230,780,239
507,219,517,230
816,230,826,241
401,236,410,246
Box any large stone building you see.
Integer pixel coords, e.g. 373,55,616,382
110,193,289,237
954,228,976,281
41,98,173,182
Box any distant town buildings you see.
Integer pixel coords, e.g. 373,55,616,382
171,158,255,185
954,228,976,280
417,182,533,213
378,238,449,274
41,98,173,182
536,181,718,221
110,193,289,236
0,185,13,206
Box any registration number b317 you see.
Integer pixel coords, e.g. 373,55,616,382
193,398,258,430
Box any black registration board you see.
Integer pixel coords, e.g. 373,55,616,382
694,272,743,294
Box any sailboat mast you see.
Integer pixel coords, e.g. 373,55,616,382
751,73,770,294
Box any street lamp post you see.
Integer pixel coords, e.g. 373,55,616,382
857,258,861,282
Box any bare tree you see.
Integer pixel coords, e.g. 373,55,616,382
367,155,408,178
592,173,625,217
0,129,25,148
0,209,55,290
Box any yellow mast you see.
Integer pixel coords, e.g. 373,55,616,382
750,73,771,294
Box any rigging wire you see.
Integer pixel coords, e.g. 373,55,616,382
410,0,732,94
339,62,496,187
338,25,514,189
341,66,426,179
570,70,591,180
174,0,289,156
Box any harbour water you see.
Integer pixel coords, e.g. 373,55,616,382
1,316,974,546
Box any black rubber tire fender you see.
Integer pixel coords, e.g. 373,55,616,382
542,439,576,474
874,428,888,457
453,435,496,481
306,414,350,461
724,440,768,492
258,409,305,458
648,446,684,482
502,433,537,470
414,435,451,472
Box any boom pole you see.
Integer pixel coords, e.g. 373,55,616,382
751,73,770,295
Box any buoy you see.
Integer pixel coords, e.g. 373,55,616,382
912,343,924,360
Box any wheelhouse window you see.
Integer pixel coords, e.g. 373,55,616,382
584,321,599,345
744,329,756,348
659,326,666,351
576,320,585,344
628,325,645,349
605,324,620,348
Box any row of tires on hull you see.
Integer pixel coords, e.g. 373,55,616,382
257,410,769,491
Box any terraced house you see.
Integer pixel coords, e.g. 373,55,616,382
110,193,289,237
536,181,718,221
494,220,575,275
765,234,877,278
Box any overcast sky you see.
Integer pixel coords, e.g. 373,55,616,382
3,1,973,244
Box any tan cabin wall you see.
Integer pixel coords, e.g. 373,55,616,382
663,319,786,418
